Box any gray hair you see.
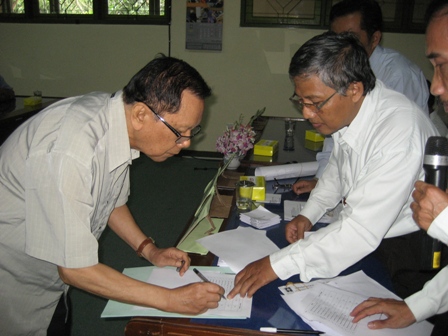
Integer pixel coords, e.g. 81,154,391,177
289,32,376,96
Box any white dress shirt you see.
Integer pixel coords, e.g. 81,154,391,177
315,45,430,179
271,81,438,282
405,207,448,321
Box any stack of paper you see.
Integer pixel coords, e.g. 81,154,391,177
280,271,433,336
239,206,281,229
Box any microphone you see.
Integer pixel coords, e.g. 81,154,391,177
420,136,448,270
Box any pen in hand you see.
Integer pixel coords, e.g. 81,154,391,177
176,260,185,272
193,268,227,300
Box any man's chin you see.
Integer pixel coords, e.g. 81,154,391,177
443,101,448,113
145,153,174,162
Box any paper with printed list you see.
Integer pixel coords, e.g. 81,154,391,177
280,271,433,336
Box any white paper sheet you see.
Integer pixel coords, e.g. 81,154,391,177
135,268,252,318
196,226,280,273
281,271,433,336
255,162,319,181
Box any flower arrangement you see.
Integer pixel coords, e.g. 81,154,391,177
216,108,265,158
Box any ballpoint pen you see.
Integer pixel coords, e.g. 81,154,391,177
193,268,227,300
260,327,324,335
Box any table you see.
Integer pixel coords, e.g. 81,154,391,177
0,96,60,145
124,189,393,336
247,116,319,165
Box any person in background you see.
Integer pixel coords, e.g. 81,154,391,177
293,0,430,196
350,2,448,334
0,55,224,336
0,74,15,103
228,32,437,301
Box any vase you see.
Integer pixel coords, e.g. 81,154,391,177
224,155,241,170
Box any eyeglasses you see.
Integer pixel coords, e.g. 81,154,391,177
289,91,337,113
138,101,201,144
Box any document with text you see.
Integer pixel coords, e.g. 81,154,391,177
281,271,433,336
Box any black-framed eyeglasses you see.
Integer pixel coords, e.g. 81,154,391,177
138,101,201,144
289,91,337,113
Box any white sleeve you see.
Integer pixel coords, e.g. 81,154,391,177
271,148,421,282
405,266,448,321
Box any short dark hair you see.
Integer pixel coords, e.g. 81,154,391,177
330,0,383,40
122,54,211,115
289,31,376,96
425,0,448,28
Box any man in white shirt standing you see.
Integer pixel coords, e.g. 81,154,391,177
350,1,448,335
228,31,438,300
293,0,430,194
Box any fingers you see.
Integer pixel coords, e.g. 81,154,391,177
285,216,312,243
292,180,316,195
350,298,416,329
285,222,298,243
169,282,224,315
350,298,381,323
176,255,191,276
228,257,277,299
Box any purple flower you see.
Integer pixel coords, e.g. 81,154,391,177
216,116,256,157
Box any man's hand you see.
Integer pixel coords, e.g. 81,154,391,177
144,246,191,276
228,257,277,299
285,215,312,243
167,282,225,315
350,298,416,329
411,180,448,231
292,178,318,195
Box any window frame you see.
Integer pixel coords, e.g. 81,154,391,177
0,0,171,25
241,0,428,34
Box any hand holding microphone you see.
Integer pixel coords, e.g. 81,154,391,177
419,136,448,270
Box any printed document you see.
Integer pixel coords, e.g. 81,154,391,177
281,271,433,336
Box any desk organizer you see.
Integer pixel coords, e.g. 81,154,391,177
253,139,278,157
239,176,266,201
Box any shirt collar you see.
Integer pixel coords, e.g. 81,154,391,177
334,80,382,154
369,45,383,68
108,90,140,172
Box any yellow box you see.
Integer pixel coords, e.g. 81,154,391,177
305,130,325,142
252,154,275,163
254,139,279,157
239,176,266,201
24,96,42,106
305,140,324,151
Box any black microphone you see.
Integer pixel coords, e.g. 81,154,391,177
420,136,448,270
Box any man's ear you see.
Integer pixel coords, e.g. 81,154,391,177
348,82,365,103
370,30,382,49
130,102,148,131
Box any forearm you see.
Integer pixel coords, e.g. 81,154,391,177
108,204,149,251
58,263,170,311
